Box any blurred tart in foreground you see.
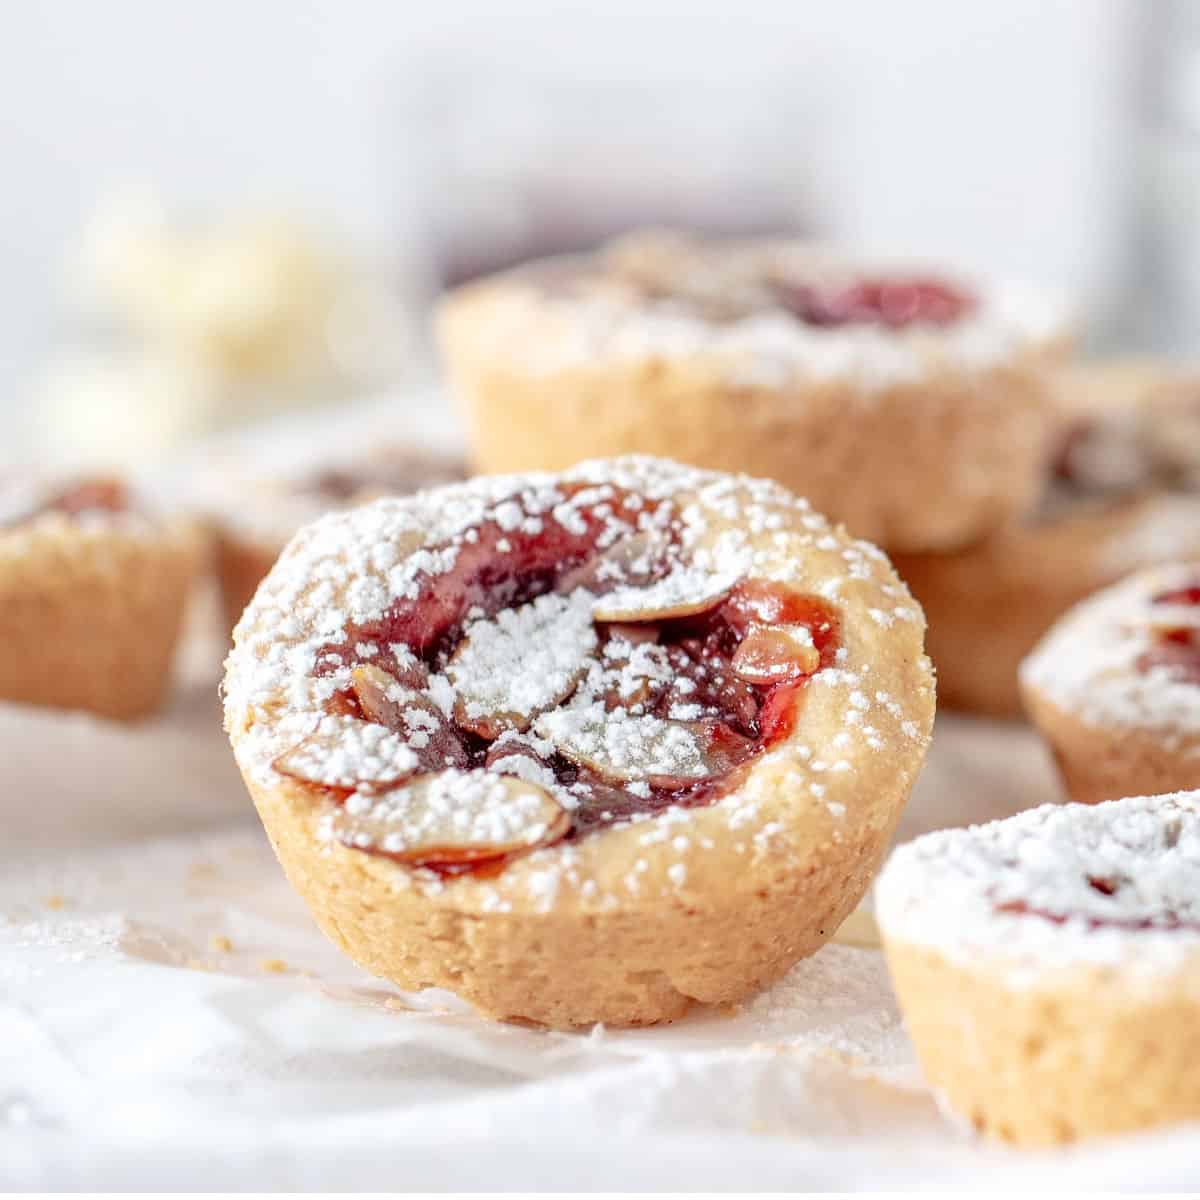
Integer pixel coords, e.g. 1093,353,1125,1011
877,794,1200,1146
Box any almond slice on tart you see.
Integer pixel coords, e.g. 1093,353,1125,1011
273,714,422,789
329,770,569,867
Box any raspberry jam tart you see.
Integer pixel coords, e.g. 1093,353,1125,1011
439,229,1070,552
225,456,933,1027
1021,563,1200,805
877,793,1200,1146
0,473,200,719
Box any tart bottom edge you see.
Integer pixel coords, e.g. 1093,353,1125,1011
246,774,904,1029
884,937,1200,1146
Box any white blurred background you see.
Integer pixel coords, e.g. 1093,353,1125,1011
3,0,1195,459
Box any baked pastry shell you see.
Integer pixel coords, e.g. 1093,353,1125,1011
226,460,934,1027
883,936,1200,1146
0,513,203,719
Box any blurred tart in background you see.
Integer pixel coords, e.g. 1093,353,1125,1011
207,443,466,632
0,474,202,719
438,229,1070,552
896,360,1200,718
1021,561,1200,804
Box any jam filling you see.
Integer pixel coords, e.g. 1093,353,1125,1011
769,278,975,329
995,893,1200,934
295,485,840,871
1136,583,1200,683
1,477,130,531
555,256,977,331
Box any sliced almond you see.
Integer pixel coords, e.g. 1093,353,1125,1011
534,704,727,785
731,625,821,685
355,662,436,724
593,566,737,624
330,770,570,866
274,715,421,789
555,530,670,596
603,622,661,646
448,592,596,738
351,664,470,770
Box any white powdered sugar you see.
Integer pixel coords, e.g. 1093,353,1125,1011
328,769,565,858
876,793,1200,984
274,715,420,788
1020,563,1200,739
224,455,928,902
449,591,598,730
469,237,1069,390
535,704,710,782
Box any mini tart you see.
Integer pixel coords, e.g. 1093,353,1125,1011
438,229,1070,552
877,794,1200,1146
1021,563,1200,804
223,456,934,1028
895,359,1200,718
0,476,201,719
211,446,465,631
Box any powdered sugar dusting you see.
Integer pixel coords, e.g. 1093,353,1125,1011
224,455,931,903
1021,563,1200,739
876,792,1200,983
274,714,420,788
456,233,1069,390
449,591,597,733
326,770,566,862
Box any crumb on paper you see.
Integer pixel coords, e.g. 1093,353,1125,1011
43,894,69,910
210,934,234,953
185,957,213,972
260,958,289,974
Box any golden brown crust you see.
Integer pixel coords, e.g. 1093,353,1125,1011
894,496,1191,718
1021,686,1200,804
0,516,203,719
885,937,1200,1145
250,770,896,1026
438,271,1066,553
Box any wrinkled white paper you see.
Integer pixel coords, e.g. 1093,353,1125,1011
3,396,1198,1189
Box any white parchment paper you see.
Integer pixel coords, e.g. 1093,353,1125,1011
3,394,1198,1190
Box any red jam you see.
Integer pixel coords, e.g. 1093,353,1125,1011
312,485,840,863
995,895,1199,934
1136,583,1200,682
772,278,975,329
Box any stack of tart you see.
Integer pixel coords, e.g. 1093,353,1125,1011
896,360,1200,717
